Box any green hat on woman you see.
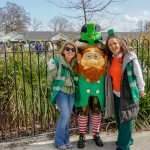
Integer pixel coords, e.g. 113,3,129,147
108,29,115,36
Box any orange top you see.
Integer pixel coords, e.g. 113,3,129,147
109,56,123,92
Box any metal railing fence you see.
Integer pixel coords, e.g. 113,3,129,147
0,39,149,142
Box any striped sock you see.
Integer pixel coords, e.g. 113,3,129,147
92,114,101,136
78,114,88,134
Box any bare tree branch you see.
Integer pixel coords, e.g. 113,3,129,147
32,18,43,31
46,0,128,29
48,16,75,32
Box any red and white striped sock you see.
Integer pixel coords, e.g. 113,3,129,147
92,114,101,136
78,114,88,134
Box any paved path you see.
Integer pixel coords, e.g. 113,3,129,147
1,131,150,150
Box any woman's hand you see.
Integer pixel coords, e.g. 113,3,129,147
47,59,55,70
140,91,145,98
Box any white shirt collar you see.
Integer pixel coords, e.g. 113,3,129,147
112,52,123,58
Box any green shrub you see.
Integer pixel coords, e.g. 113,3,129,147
135,91,150,130
0,51,57,137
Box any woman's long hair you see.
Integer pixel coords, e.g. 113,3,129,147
105,35,130,60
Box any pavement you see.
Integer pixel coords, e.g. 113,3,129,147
0,131,150,150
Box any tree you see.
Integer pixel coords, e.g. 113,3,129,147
0,2,30,33
48,16,75,32
136,20,150,33
136,20,144,33
144,20,150,32
31,18,43,31
47,0,127,30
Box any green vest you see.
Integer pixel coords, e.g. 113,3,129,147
50,57,78,104
126,60,139,102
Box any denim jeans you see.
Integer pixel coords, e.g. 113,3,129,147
54,91,75,147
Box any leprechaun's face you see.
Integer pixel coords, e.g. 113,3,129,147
76,45,106,82
80,46,105,69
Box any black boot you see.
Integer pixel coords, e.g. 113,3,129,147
93,133,103,147
77,133,85,149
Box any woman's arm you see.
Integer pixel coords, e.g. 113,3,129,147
47,59,58,89
133,59,145,98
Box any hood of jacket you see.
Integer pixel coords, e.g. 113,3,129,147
122,51,137,72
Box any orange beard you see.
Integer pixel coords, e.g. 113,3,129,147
75,64,106,83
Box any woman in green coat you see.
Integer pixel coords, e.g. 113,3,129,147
47,40,78,150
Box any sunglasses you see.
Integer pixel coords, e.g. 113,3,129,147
65,47,76,52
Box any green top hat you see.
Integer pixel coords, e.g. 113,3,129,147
80,23,102,46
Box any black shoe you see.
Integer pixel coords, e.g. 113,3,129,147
77,133,85,149
93,133,103,147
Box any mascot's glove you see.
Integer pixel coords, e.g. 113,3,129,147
47,59,56,70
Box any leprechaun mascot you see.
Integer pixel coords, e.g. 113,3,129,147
74,23,107,148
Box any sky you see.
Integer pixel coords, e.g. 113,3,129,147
1,0,150,32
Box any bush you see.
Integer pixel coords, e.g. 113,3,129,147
135,91,150,130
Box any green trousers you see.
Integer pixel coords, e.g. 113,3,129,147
114,94,134,150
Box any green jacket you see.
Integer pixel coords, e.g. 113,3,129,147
74,75,105,110
126,61,139,102
105,51,144,122
47,56,78,104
